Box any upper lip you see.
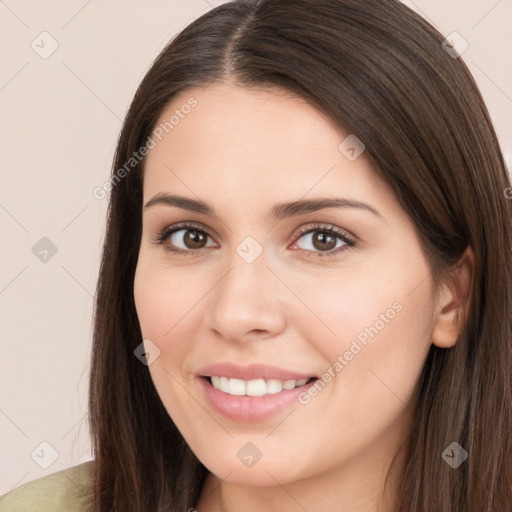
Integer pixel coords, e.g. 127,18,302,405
196,362,317,381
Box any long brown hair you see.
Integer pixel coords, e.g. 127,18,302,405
88,1,512,510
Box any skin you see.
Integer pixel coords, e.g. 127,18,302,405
133,82,474,512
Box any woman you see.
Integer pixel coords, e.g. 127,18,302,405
2,0,511,510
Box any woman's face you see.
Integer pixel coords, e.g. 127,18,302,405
133,82,438,491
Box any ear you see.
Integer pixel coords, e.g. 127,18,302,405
431,245,475,349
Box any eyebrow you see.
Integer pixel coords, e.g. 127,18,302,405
144,193,385,222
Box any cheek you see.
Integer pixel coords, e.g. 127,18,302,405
133,257,217,385
133,261,202,415
304,255,435,422
283,262,434,474
134,258,198,339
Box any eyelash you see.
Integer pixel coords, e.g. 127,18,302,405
151,222,356,259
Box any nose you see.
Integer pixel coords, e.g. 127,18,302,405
205,251,287,344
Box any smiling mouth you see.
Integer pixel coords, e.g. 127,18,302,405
203,375,318,397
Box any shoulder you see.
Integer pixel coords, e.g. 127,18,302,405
0,460,94,512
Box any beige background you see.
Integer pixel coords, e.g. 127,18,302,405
1,0,511,493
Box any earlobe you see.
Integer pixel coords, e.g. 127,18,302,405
431,245,475,349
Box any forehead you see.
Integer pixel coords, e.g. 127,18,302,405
142,82,390,217
146,83,343,161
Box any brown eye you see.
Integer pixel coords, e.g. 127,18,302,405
154,222,355,258
177,229,207,249
290,224,356,259
310,231,337,251
295,229,346,253
168,228,214,251
153,223,218,254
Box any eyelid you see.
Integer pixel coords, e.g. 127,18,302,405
292,223,356,245
152,221,357,257
151,221,218,254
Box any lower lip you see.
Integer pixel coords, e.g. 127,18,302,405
198,376,318,422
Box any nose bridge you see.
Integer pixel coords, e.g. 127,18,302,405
206,236,285,340
217,237,272,308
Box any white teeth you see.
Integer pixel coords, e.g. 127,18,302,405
282,379,296,390
246,378,267,396
228,378,246,396
266,379,283,394
208,376,312,396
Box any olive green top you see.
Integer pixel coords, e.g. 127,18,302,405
0,461,94,512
